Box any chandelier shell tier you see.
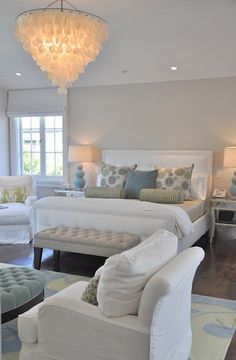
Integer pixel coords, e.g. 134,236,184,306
16,8,109,94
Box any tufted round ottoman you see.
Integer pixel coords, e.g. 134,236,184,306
0,265,46,323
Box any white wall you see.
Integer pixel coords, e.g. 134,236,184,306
68,77,236,193
0,87,9,175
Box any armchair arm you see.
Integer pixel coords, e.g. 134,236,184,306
138,247,204,327
138,247,204,360
25,195,37,207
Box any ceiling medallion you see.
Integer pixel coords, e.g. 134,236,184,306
15,0,109,94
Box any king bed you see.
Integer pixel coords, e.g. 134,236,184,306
31,150,213,253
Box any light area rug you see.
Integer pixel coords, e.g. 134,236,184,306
1,269,236,360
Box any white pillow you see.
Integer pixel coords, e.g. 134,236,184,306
191,174,208,200
97,229,178,317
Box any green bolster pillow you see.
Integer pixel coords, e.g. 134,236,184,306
85,186,126,199
139,189,184,204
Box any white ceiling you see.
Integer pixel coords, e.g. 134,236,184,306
1,0,236,90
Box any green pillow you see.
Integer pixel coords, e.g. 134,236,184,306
85,186,126,199
0,186,26,204
140,189,184,204
125,170,158,199
81,276,100,306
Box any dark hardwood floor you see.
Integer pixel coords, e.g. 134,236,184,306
0,227,235,359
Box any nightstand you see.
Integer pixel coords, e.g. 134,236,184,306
54,189,84,197
210,198,236,242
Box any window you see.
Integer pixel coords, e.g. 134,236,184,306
15,115,64,180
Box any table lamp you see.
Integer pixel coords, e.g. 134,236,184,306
223,146,236,198
68,145,100,190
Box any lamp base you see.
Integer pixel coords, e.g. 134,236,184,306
230,171,236,198
74,164,86,190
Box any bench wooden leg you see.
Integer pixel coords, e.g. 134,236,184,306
53,250,60,272
34,248,43,270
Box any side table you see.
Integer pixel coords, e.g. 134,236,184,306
54,189,84,197
210,197,236,242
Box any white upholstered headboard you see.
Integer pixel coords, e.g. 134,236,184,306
102,150,213,199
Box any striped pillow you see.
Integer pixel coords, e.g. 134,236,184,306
139,189,184,204
85,186,126,199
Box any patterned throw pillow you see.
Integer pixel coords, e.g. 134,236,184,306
154,165,194,200
81,276,100,306
99,163,137,188
0,186,26,204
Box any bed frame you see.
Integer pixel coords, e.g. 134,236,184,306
102,150,213,252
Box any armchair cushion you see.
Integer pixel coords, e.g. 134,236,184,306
97,229,178,317
0,203,30,225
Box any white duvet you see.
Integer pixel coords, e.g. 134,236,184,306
32,197,194,240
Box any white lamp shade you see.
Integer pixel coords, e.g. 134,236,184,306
223,147,236,168
68,146,101,163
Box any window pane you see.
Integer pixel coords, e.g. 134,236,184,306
32,131,40,151
55,153,63,176
23,153,31,174
22,131,31,152
46,153,55,176
45,130,55,152
18,115,63,178
31,117,40,129
23,152,40,175
21,117,31,129
45,117,55,129
55,116,62,128
55,130,63,152
31,153,41,175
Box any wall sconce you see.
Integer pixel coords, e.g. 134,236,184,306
223,146,236,197
68,145,101,190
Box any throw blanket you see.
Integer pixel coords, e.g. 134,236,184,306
33,197,194,239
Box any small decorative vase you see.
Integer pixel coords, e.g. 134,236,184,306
230,171,236,198
74,164,86,190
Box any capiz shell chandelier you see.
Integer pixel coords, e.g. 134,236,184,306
15,0,109,94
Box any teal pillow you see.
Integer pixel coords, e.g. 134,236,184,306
140,189,184,204
85,186,126,199
125,170,158,199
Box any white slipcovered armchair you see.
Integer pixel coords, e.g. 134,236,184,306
0,175,36,244
18,247,204,360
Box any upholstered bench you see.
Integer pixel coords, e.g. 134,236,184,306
0,265,46,323
33,226,141,270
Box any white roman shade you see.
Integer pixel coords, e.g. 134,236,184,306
7,88,66,117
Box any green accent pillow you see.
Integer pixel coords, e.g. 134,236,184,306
99,163,137,188
125,170,158,199
81,276,100,306
85,186,126,199
140,189,184,204
155,165,194,200
0,186,26,204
